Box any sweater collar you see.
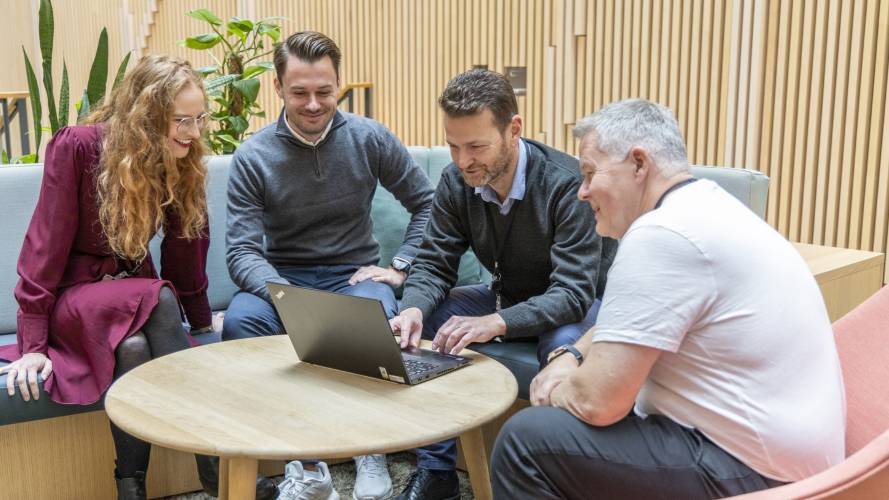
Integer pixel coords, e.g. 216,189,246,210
274,109,347,148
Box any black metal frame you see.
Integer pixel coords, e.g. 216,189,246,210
0,97,30,158
337,86,373,118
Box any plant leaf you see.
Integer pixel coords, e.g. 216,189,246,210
86,28,109,109
77,91,90,121
22,48,42,155
226,116,249,134
186,9,223,26
183,33,222,50
230,18,254,32
231,79,260,104
205,74,239,94
58,61,69,127
112,51,131,92
215,133,240,148
38,0,58,134
241,64,271,79
196,65,219,75
17,153,38,164
227,18,252,42
1,149,8,164
38,0,53,66
257,23,281,43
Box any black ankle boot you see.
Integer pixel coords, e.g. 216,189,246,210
395,467,460,500
114,469,146,500
195,454,278,500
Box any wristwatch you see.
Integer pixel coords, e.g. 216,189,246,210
546,344,583,365
391,257,411,275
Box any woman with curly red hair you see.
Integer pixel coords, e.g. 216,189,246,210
0,55,275,500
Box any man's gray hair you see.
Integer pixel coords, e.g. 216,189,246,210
573,99,690,177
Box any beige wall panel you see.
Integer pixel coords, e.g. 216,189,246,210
858,0,888,252
0,0,36,92
848,0,879,248
836,0,866,248
7,0,889,282
786,0,812,241
799,0,829,244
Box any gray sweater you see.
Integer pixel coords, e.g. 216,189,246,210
400,139,616,339
226,110,434,299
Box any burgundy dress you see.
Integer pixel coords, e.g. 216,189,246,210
0,124,211,405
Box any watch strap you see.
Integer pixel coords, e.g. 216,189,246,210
548,344,583,364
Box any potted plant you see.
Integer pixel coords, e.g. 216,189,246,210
181,9,283,154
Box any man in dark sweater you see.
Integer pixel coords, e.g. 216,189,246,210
389,69,616,500
224,32,433,500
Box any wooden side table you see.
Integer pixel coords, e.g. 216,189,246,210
794,243,885,321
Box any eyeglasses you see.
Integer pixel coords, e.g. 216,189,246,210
173,112,209,135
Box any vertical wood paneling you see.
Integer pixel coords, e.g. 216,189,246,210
5,0,889,282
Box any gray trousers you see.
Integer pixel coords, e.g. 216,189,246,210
491,406,784,499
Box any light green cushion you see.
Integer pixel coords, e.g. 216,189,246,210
371,183,486,289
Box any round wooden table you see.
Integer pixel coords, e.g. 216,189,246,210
105,336,518,499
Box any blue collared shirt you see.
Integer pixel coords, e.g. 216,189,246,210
474,139,528,215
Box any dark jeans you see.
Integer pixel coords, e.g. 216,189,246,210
222,264,398,340
491,406,784,499
415,284,601,470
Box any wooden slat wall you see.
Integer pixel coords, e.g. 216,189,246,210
1,0,134,157
4,0,889,283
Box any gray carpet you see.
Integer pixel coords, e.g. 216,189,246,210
164,452,474,499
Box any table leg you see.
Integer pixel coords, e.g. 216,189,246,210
218,457,258,500
459,426,492,500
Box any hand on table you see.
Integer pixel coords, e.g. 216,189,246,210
432,313,505,356
0,352,52,401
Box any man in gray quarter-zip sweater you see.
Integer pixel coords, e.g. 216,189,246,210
223,31,430,500
387,69,617,500
223,36,432,342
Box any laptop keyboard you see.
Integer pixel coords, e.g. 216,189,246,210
404,358,437,376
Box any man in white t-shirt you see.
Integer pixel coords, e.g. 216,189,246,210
490,98,846,499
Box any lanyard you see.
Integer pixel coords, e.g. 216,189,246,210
483,141,530,311
655,177,697,209
485,203,520,311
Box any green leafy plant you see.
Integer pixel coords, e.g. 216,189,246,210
19,0,130,163
181,9,283,154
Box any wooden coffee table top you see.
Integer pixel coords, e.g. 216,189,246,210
105,336,518,460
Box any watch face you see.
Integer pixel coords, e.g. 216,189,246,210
392,259,409,272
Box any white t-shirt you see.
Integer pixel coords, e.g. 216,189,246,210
593,179,845,482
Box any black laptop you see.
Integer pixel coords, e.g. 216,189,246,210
267,283,470,384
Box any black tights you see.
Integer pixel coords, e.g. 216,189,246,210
110,286,190,477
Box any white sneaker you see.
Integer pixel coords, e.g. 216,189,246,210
277,461,340,500
352,454,392,500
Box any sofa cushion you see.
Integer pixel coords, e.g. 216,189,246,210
427,146,452,185
0,373,102,426
0,332,103,426
371,185,486,288
469,340,539,400
690,165,769,219
0,165,45,335
150,156,239,312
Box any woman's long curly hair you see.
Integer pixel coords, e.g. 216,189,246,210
85,54,208,262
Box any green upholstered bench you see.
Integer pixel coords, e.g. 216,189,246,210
0,150,771,423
